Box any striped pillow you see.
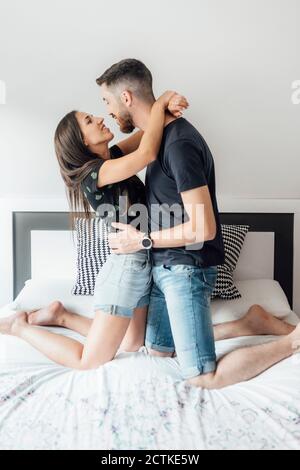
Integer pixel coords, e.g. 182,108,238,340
72,217,111,296
212,224,250,300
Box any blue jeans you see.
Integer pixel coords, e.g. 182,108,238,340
145,264,217,379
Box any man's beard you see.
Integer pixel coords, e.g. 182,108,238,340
117,110,135,134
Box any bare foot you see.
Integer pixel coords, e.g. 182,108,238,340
27,301,66,327
242,305,295,337
289,323,300,354
0,311,28,336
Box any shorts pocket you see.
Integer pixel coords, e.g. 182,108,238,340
94,258,114,287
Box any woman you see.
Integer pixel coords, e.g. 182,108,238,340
0,91,189,369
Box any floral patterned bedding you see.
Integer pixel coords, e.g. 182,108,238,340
1,330,300,450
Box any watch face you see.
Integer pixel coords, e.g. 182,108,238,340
142,237,152,249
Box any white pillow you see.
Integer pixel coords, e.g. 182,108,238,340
11,278,94,318
211,279,292,325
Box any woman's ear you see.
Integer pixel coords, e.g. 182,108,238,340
120,90,132,107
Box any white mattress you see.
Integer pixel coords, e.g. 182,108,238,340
0,304,299,450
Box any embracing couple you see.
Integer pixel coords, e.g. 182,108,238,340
1,59,298,388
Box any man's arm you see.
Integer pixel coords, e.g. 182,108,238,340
108,185,216,254
151,185,216,248
150,138,216,247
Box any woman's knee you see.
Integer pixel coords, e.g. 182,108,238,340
122,342,144,352
78,358,106,371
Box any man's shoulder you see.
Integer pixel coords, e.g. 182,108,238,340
164,118,206,152
161,118,214,171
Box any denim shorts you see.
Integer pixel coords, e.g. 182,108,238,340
93,251,152,318
145,264,217,380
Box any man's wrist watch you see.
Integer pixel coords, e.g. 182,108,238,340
141,232,153,250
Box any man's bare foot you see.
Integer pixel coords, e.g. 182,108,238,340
27,301,66,327
0,311,28,336
242,305,295,337
289,323,300,354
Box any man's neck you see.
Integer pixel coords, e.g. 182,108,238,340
133,101,153,131
133,100,178,131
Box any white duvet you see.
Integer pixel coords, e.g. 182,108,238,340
1,310,300,450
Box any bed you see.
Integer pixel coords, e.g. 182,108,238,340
0,211,299,450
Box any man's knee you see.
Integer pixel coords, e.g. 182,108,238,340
187,372,224,390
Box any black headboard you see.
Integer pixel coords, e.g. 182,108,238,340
13,212,294,308
220,213,294,308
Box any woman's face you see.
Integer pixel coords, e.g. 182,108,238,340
76,112,114,148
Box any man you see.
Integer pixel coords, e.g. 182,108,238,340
96,59,300,388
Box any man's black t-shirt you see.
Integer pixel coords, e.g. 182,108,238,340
82,145,146,231
145,118,225,267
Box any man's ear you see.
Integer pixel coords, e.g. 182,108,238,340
120,90,133,107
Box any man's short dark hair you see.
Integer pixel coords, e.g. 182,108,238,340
96,58,155,102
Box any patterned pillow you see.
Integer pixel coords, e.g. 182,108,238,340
72,217,111,295
211,224,250,300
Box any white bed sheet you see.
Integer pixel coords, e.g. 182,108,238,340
0,305,299,450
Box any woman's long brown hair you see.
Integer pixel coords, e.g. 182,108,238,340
54,111,102,231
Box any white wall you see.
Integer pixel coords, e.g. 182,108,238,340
0,0,299,307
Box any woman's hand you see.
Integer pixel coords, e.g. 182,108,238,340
168,93,189,117
155,91,189,117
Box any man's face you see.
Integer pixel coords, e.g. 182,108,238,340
100,84,135,134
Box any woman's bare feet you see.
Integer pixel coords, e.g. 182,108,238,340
0,311,28,336
242,305,295,337
27,301,66,327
